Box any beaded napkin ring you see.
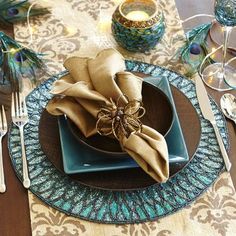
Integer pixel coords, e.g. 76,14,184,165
96,96,146,140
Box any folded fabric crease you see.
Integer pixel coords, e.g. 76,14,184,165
46,48,169,183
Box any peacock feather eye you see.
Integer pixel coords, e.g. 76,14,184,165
7,8,19,16
189,43,201,55
174,23,213,77
0,31,46,88
14,52,27,62
0,0,49,25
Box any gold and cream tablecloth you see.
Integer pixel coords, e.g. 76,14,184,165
14,0,236,235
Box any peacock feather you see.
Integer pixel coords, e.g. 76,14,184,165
0,0,49,25
0,31,45,90
175,23,214,77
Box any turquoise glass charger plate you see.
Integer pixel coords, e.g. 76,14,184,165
8,61,229,224
59,75,189,174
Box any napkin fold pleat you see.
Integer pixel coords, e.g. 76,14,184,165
122,125,169,182
47,48,169,183
87,49,127,103
48,97,97,137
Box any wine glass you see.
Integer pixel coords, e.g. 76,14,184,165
202,0,236,91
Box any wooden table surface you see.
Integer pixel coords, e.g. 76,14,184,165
0,1,236,236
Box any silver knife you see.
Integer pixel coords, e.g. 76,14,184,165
195,75,231,171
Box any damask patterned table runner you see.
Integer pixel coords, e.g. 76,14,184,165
14,0,236,235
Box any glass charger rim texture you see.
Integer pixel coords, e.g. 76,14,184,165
66,80,175,158
58,75,192,179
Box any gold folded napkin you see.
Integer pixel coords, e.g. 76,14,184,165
46,49,169,183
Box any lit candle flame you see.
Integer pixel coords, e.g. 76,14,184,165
126,11,150,21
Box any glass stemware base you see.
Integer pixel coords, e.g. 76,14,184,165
202,63,236,91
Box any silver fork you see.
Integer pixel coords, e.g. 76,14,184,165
0,105,7,193
11,92,30,189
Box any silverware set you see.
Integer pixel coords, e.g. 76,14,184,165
0,92,30,193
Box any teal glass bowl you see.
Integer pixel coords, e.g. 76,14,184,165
111,0,165,52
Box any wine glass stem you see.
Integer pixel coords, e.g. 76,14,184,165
222,26,232,75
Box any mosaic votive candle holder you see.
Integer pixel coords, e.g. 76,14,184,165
112,0,165,52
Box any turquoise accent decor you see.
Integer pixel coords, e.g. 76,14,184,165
215,0,236,27
0,31,45,90
8,61,228,224
112,13,165,52
0,0,49,25
111,0,165,52
175,23,214,77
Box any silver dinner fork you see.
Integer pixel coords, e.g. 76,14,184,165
11,92,30,188
0,105,7,193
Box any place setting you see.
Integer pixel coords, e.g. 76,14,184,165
8,47,227,224
1,0,236,234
